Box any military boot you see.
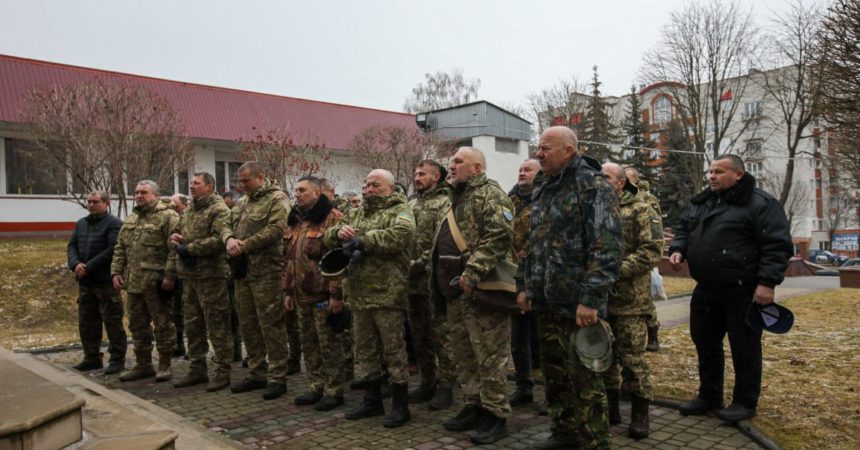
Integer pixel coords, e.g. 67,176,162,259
174,372,209,388
206,373,231,392
469,410,508,445
155,351,172,382
408,382,435,403
428,385,453,410
173,331,186,358
442,404,484,432
646,325,659,352
73,358,103,372
533,432,582,450
629,395,651,439
119,351,155,382
345,379,385,420
383,383,411,428
607,389,622,425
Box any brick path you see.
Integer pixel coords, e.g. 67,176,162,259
39,349,762,449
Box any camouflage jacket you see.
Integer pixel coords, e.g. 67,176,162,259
323,191,415,310
167,193,232,280
609,190,663,316
636,180,662,217
228,180,290,278
111,200,180,294
283,195,343,304
408,184,451,296
516,154,622,318
508,185,534,263
436,173,514,287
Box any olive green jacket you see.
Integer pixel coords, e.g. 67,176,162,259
408,184,451,296
167,193,232,280
324,191,415,310
111,200,180,293
227,180,290,279
609,190,663,316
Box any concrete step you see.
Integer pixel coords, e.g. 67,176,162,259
0,349,181,450
0,357,85,450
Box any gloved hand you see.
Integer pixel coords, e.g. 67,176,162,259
344,238,365,265
176,245,196,271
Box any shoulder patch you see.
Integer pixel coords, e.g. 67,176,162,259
502,207,513,221
397,211,413,223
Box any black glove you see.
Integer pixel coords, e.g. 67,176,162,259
344,238,365,265
176,245,197,271
326,305,353,334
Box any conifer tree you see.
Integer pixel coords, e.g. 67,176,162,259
620,85,658,181
580,65,618,162
654,119,700,229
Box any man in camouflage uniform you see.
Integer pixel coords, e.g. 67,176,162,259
407,159,455,410
433,147,514,445
508,159,541,408
283,176,346,411
112,180,179,383
168,172,235,392
516,127,622,450
67,191,127,374
221,190,244,362
225,161,291,400
323,169,415,428
625,166,664,352
167,193,189,358
602,163,663,439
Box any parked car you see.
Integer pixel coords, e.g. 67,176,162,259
841,258,860,268
808,250,849,265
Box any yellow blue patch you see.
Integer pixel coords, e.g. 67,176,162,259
502,207,513,221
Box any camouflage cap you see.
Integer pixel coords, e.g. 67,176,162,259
571,318,614,373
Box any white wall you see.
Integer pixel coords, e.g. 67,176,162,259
471,136,527,192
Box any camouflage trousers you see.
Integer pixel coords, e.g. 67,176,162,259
128,287,176,356
603,315,652,400
352,308,409,384
286,306,302,365
77,283,127,363
298,301,345,396
537,313,611,449
408,293,455,388
342,316,355,378
183,278,234,377
448,299,512,418
646,298,659,328
235,275,289,383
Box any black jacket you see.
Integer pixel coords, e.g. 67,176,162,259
669,173,793,289
67,212,124,286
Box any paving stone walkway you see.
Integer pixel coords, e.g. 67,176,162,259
39,349,762,449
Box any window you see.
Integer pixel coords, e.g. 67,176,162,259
748,120,763,138
746,161,763,175
216,161,242,193
746,140,763,158
653,97,672,126
495,138,519,154
4,138,67,195
743,102,761,120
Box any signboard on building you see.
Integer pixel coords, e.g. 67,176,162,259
832,230,859,252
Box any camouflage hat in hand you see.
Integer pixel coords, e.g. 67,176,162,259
571,318,614,373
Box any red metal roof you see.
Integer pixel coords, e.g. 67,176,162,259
0,54,416,150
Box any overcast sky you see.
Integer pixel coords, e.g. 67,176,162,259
1,0,790,113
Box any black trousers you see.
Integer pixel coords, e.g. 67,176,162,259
511,311,539,392
689,285,762,409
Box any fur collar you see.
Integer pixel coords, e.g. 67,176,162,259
288,194,333,226
691,172,756,205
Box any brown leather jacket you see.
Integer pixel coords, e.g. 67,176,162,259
282,195,343,304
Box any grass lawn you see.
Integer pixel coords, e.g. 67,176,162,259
649,289,860,450
0,239,80,350
662,276,697,297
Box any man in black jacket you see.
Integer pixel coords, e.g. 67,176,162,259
67,191,128,374
669,155,793,423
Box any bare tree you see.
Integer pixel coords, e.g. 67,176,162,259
757,0,823,207
349,125,433,189
760,170,812,235
403,68,481,113
640,0,762,190
525,77,589,135
813,0,860,191
236,127,336,194
18,79,193,216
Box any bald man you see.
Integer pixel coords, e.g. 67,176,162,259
433,147,515,444
516,127,622,449
602,162,662,439
324,168,416,428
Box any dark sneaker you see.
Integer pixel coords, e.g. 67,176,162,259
718,404,756,423
679,396,725,416
294,390,323,406
103,360,124,375
230,378,267,394
73,359,103,371
508,389,534,407
262,382,286,400
314,394,344,411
